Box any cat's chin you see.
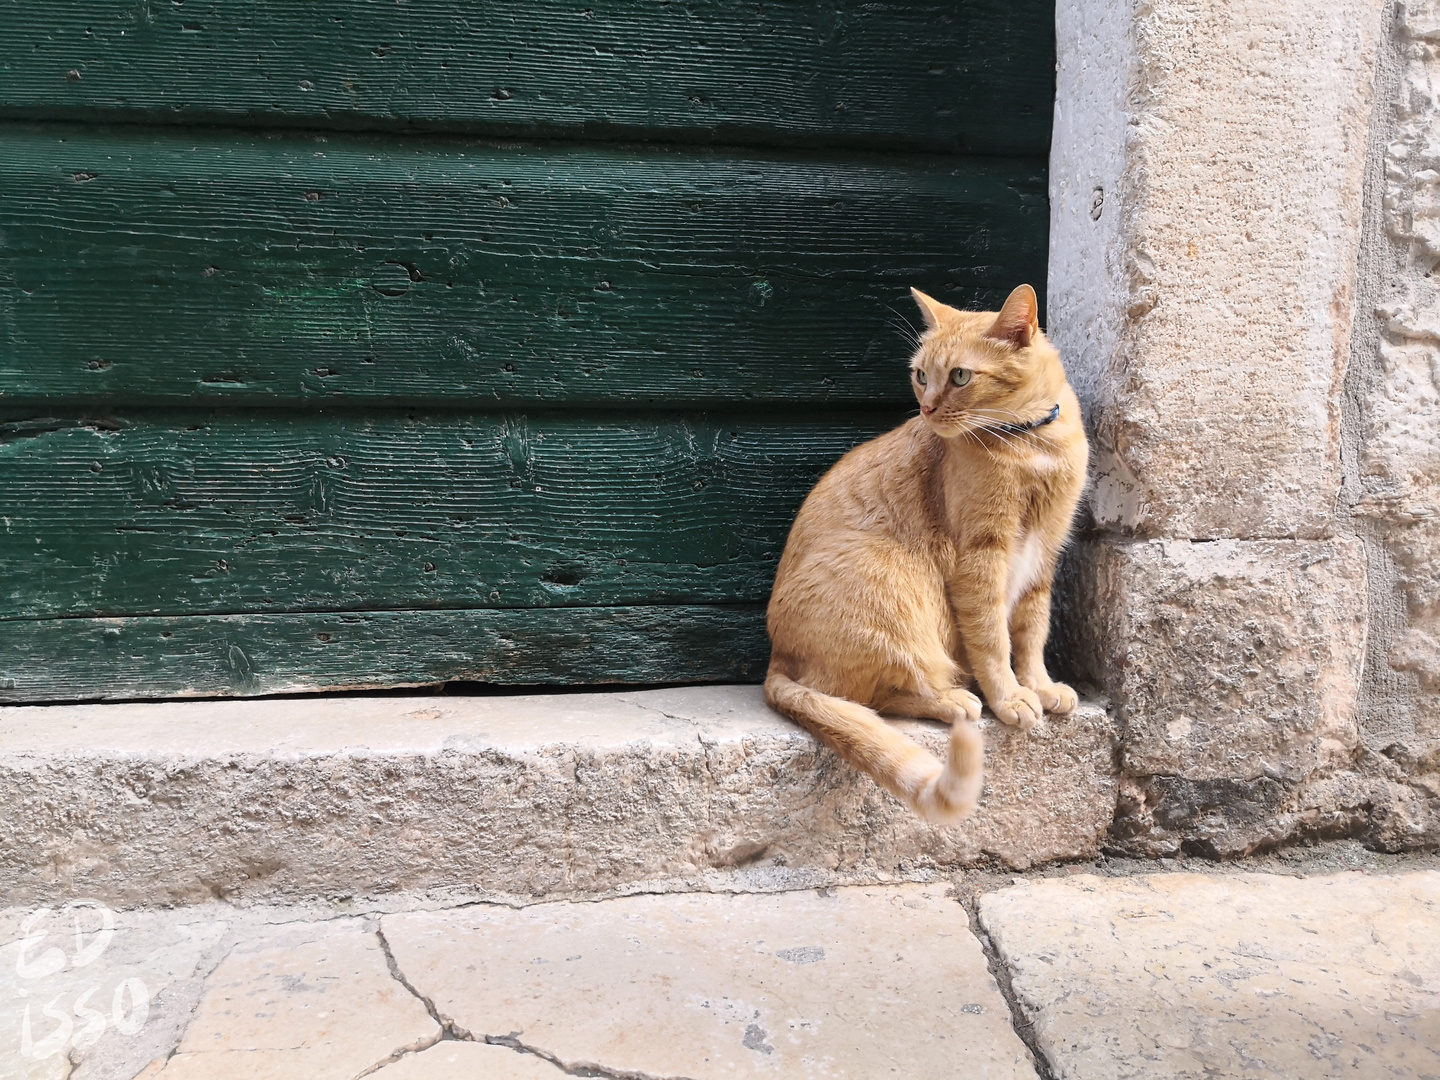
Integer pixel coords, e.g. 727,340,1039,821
922,418,968,439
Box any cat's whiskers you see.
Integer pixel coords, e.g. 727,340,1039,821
963,406,1056,447
953,420,1003,464
956,410,1025,444
966,405,1040,426
929,411,1013,459
885,305,925,351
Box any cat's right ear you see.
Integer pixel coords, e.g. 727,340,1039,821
910,288,952,332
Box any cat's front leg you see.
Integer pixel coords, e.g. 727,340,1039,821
1010,584,1078,716
949,548,1044,730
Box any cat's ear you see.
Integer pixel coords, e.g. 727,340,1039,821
910,287,953,332
986,284,1039,349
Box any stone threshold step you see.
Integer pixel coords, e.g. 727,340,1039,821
0,686,1117,909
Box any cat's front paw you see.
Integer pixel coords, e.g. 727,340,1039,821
990,686,1043,731
1034,680,1078,715
941,686,983,722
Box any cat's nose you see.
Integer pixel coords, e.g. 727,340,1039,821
920,403,936,417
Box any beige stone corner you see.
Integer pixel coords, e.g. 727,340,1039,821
151,918,438,1080
1364,0,1440,737
979,871,1440,1078
1051,0,1387,541
1057,536,1368,782
381,885,1035,1080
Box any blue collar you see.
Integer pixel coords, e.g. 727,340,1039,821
987,402,1061,436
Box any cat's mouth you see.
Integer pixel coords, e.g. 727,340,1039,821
923,412,968,436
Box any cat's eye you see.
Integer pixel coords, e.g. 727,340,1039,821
949,368,973,387
914,369,927,386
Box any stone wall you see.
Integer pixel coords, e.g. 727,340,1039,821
1050,0,1440,855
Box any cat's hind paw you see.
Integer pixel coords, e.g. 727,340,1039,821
990,686,1043,731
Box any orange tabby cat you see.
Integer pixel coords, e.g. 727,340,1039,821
765,284,1088,822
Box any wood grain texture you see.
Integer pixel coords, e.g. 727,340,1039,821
0,409,898,620
0,125,1046,409
0,604,769,702
0,0,1055,155
0,2,1055,696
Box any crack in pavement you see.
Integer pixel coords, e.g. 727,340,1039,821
954,890,1056,1080
352,923,449,1078
372,921,696,1080
351,1029,445,1079
484,1031,699,1080
372,922,456,1034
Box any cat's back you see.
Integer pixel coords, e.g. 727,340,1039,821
782,415,933,545
768,415,944,659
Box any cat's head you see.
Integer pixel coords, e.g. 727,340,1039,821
907,284,1063,439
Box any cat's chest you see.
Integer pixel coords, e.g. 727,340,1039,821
1005,530,1047,612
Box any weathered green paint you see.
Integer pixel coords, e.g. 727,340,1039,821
0,410,898,620
0,1,1053,697
0,126,1046,409
0,1,1055,155
0,605,769,702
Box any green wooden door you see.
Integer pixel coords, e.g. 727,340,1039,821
0,2,1053,701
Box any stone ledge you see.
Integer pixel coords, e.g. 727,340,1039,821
0,686,1117,908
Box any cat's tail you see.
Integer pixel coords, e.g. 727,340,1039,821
764,672,983,823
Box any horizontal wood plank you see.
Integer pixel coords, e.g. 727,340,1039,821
0,604,769,702
0,409,898,620
0,1,1054,155
0,126,1046,409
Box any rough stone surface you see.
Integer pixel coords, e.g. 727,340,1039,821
1057,537,1367,783
1102,765,1437,859
1050,0,1386,541
1356,0,1440,741
0,905,230,1080
150,918,437,1079
371,1042,565,1079
0,686,1118,908
382,884,1035,1079
1046,0,1427,862
980,871,1440,1079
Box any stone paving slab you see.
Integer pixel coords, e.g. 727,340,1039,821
0,903,232,1080
6,870,1439,1078
0,905,441,1080
382,884,1034,1079
0,686,1116,907
979,871,1440,1080
0,884,1033,1079
147,918,437,1080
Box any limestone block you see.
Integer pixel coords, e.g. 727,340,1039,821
1361,0,1440,736
1050,0,1385,539
979,871,1440,1079
150,919,437,1079
383,885,1036,1080
1058,537,1367,782
0,687,1119,908
1100,752,1440,859
1386,1,1440,264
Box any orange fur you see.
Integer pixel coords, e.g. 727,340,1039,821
764,284,1089,823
